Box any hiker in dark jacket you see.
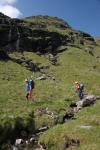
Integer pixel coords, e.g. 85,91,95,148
79,83,84,100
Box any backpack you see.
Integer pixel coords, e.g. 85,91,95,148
80,83,84,91
30,80,35,89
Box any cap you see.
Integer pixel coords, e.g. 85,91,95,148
75,81,78,84
25,79,28,82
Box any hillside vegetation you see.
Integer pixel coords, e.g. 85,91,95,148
95,37,100,46
0,13,100,150
0,45,100,149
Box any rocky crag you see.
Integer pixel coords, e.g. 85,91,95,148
0,12,96,55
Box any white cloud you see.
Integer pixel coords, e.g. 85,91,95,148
0,0,22,18
0,0,17,5
0,5,22,18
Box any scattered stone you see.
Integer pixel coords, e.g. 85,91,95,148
36,74,55,80
25,140,29,144
36,126,49,133
45,107,54,115
12,145,18,150
47,53,58,65
84,48,94,56
48,53,54,60
34,144,45,150
63,112,74,122
30,137,35,142
77,125,93,129
53,115,60,124
35,107,56,120
15,139,23,146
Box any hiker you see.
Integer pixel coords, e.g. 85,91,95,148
75,81,80,92
25,79,30,100
75,81,84,100
79,83,84,100
29,77,35,99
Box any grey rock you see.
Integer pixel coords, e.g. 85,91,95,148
75,94,96,112
77,125,93,129
13,145,18,150
15,139,23,146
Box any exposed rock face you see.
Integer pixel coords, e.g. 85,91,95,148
0,13,96,54
0,49,9,60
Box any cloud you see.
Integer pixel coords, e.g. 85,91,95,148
0,5,22,18
0,0,22,18
0,0,17,5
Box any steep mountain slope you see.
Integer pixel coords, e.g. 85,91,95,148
0,12,100,150
0,45,100,149
0,13,96,55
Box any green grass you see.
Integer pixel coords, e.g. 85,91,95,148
40,100,100,150
0,45,100,149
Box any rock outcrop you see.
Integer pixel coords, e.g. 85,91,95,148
0,49,9,60
0,13,96,55
71,94,98,112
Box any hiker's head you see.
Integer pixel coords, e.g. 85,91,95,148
25,79,28,82
75,81,79,84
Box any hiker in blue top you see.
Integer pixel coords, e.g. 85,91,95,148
25,79,30,100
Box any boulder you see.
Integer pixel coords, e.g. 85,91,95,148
82,95,96,107
15,139,23,146
76,95,96,111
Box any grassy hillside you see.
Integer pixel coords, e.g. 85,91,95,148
95,37,100,46
0,44,100,149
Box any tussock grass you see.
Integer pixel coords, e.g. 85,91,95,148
0,45,100,149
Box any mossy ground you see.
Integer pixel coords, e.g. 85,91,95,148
0,45,100,149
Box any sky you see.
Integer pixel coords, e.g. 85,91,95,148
0,0,100,37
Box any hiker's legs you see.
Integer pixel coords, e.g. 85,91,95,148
81,91,84,99
29,89,32,98
26,92,29,100
79,91,84,100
